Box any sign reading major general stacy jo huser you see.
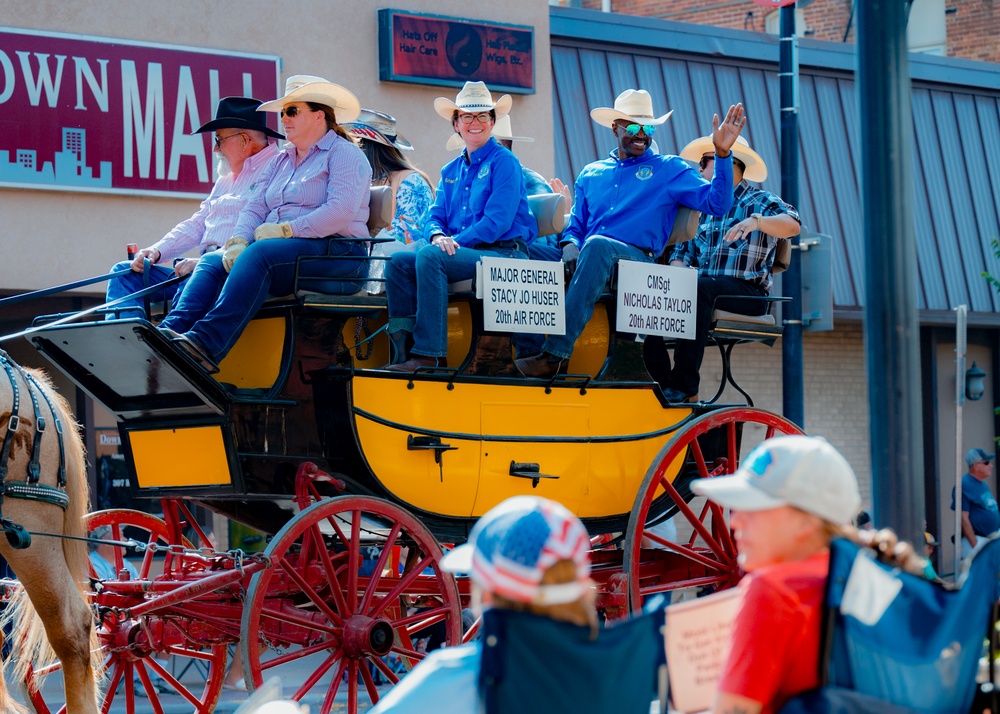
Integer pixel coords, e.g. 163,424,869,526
0,27,280,197
480,257,565,335
616,261,698,339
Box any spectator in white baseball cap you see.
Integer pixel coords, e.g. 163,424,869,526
691,435,861,714
369,495,596,714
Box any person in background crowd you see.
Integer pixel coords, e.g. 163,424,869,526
856,510,873,530
105,97,282,316
951,447,1000,559
159,75,371,367
368,495,595,713
514,89,744,379
383,81,537,372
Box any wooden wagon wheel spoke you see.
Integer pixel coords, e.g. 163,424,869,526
371,654,402,685
313,523,351,616
241,496,461,714
623,408,804,613
277,554,344,625
359,522,402,613
347,510,362,612
368,554,435,620
290,651,341,700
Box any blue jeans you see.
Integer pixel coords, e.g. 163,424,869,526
544,236,652,360
105,261,180,316
386,242,527,358
168,238,366,361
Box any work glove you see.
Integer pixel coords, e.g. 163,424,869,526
561,242,581,280
254,222,293,241
222,237,248,273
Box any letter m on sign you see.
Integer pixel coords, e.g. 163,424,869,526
121,60,165,179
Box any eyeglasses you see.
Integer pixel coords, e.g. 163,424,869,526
621,123,656,137
458,112,491,124
214,132,245,148
280,105,305,118
699,155,715,170
981,460,993,466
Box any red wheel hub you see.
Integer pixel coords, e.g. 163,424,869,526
341,615,394,658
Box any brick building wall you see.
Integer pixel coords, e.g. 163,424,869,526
574,0,1000,63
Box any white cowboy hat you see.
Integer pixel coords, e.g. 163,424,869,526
590,89,673,128
434,81,512,122
258,74,361,123
680,134,768,182
446,114,533,151
343,109,414,151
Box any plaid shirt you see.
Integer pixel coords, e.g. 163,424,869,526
671,180,800,293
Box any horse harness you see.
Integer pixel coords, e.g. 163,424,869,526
0,350,71,548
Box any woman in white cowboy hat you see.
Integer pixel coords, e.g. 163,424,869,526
160,75,372,367
343,109,435,246
382,81,537,371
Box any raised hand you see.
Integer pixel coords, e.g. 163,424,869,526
712,103,747,157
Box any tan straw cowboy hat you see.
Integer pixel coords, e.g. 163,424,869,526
258,75,361,123
590,89,673,128
434,81,512,122
680,134,768,183
344,109,414,151
446,114,533,151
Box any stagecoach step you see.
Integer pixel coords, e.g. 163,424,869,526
25,319,231,419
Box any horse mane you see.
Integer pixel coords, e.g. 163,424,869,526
0,367,101,705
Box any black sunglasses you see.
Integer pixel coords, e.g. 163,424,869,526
280,106,303,118
699,155,715,170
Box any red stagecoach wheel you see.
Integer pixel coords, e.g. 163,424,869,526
622,407,803,612
240,495,463,714
24,509,228,714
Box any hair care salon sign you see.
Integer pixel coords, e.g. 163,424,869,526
0,28,280,197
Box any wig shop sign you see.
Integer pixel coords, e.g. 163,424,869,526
0,27,280,197
480,257,565,335
616,261,698,339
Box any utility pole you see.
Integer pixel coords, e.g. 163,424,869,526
779,3,804,429
857,1,925,543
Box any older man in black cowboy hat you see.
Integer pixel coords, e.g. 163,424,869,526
105,96,283,315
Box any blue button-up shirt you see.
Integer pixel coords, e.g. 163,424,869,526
234,130,372,241
563,149,734,256
425,138,538,248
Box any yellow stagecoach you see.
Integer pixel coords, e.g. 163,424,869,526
13,189,799,714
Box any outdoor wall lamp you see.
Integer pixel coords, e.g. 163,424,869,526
966,362,987,401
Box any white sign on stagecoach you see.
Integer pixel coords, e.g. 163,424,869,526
479,256,566,335
616,260,698,340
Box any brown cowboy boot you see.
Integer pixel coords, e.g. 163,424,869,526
514,352,568,378
384,355,448,373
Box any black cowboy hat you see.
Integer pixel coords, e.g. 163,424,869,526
194,96,284,139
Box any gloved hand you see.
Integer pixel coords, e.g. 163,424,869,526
254,222,293,241
222,237,248,273
561,242,581,280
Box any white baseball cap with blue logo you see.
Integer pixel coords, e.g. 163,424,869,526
691,435,861,525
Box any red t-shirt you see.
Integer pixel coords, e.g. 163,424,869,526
717,550,829,714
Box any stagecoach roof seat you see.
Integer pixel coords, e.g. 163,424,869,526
367,185,394,237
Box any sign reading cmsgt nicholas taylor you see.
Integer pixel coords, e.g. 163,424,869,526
0,27,280,198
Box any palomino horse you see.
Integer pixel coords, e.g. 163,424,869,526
0,351,98,714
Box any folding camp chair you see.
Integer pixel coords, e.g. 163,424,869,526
478,601,667,714
780,536,1000,714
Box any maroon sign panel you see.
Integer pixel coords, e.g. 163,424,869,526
0,28,280,197
378,10,534,94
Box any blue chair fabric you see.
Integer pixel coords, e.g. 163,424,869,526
783,537,1000,714
478,604,666,714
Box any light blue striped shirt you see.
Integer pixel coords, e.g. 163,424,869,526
234,130,372,241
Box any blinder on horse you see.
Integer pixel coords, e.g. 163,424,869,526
0,349,71,549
